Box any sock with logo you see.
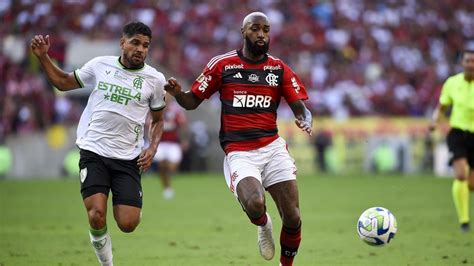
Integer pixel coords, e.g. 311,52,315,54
89,225,113,266
452,179,469,224
280,223,301,266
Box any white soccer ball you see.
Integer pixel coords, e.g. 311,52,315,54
357,207,397,246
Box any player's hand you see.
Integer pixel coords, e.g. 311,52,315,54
295,119,313,136
295,108,313,136
137,148,155,174
164,77,182,97
30,35,50,57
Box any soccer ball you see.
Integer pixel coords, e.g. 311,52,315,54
357,207,397,246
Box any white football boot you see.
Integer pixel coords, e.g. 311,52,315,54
257,212,275,260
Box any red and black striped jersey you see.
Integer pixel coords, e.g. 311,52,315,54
191,49,308,153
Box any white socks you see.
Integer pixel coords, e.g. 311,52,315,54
89,230,113,266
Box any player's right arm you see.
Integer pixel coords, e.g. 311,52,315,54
30,35,80,91
164,77,203,110
165,58,222,110
429,77,453,131
429,104,449,131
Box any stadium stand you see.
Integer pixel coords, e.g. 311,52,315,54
1,0,473,142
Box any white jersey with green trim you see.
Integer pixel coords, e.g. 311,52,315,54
74,56,166,160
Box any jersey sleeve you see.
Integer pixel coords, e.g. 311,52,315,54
150,73,166,111
190,64,222,100
281,63,309,103
74,57,99,88
439,77,453,106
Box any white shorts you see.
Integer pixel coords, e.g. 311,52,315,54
153,142,182,163
223,137,297,196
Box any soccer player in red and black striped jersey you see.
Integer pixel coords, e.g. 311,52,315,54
165,12,312,266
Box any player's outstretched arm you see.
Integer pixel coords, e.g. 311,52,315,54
164,77,203,110
290,100,313,136
31,35,80,91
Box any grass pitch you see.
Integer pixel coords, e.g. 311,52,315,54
0,173,472,265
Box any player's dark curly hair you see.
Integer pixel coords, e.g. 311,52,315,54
122,22,152,39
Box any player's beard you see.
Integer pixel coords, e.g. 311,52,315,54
465,64,474,80
124,53,145,69
245,36,269,57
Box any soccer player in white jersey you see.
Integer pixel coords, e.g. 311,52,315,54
31,22,166,266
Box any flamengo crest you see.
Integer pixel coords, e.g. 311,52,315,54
265,73,279,86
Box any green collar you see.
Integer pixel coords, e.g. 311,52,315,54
117,56,145,72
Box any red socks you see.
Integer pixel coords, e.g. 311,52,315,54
280,223,301,266
250,212,268,226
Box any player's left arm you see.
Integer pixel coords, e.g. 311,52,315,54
138,109,164,173
429,104,449,131
430,78,452,131
281,63,312,135
290,100,313,136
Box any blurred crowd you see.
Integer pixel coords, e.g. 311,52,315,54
1,0,474,142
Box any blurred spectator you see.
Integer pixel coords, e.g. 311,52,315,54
422,131,435,172
188,120,211,172
1,0,474,142
313,129,333,172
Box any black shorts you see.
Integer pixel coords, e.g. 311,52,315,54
78,149,143,208
446,128,474,167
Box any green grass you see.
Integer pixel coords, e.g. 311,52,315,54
0,173,472,265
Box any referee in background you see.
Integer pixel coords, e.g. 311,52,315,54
430,48,474,233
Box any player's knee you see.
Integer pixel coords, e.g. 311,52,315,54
243,195,266,217
117,219,139,233
88,208,106,228
283,209,301,228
